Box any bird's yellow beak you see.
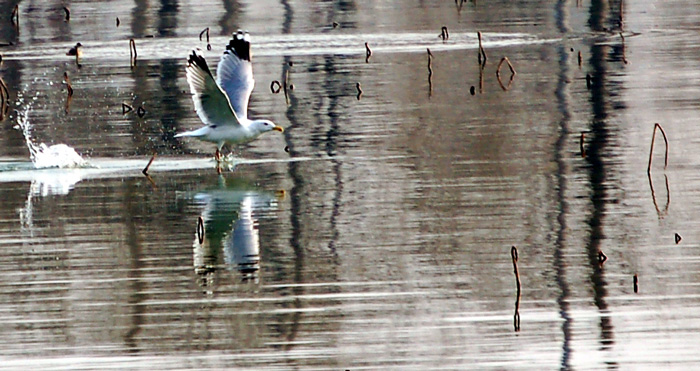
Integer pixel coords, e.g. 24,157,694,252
273,126,284,132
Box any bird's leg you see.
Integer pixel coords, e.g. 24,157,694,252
215,148,222,162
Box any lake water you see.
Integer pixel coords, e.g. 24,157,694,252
1,0,700,369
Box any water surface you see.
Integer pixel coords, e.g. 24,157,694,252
1,0,700,369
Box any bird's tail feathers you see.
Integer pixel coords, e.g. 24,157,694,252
175,126,211,138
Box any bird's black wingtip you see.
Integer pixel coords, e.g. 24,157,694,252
187,49,213,76
225,30,251,62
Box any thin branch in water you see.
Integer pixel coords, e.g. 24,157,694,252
129,39,137,68
511,246,521,332
197,216,205,244
477,31,487,66
142,153,156,175
578,50,582,68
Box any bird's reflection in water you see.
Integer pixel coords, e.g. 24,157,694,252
191,177,280,292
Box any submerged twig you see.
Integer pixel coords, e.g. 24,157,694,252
647,123,669,174
122,103,133,115
270,80,282,94
511,246,521,332
496,57,516,78
598,250,608,264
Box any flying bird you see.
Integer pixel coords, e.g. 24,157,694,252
176,31,284,160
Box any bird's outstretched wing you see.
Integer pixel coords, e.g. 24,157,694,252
216,30,255,120
186,49,241,127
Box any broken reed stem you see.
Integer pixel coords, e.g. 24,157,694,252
427,48,433,97
440,26,449,41
142,152,156,175
577,51,582,68
647,123,669,174
199,27,210,42
197,216,205,244
479,62,484,94
129,39,137,68
283,69,290,105
511,246,521,332
63,72,73,97
620,33,628,64
619,0,624,31
477,31,487,65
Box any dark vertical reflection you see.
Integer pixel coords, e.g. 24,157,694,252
158,0,179,37
159,59,187,153
132,0,149,38
320,56,343,257
277,0,303,353
219,0,242,36
123,180,145,353
0,59,25,156
554,1,573,368
0,0,21,44
587,0,618,366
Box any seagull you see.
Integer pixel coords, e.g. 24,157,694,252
176,30,284,160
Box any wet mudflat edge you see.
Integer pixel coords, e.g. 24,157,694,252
1,0,700,370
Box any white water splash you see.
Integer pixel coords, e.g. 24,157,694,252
15,107,90,169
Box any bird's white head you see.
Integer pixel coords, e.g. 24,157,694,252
251,119,284,135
